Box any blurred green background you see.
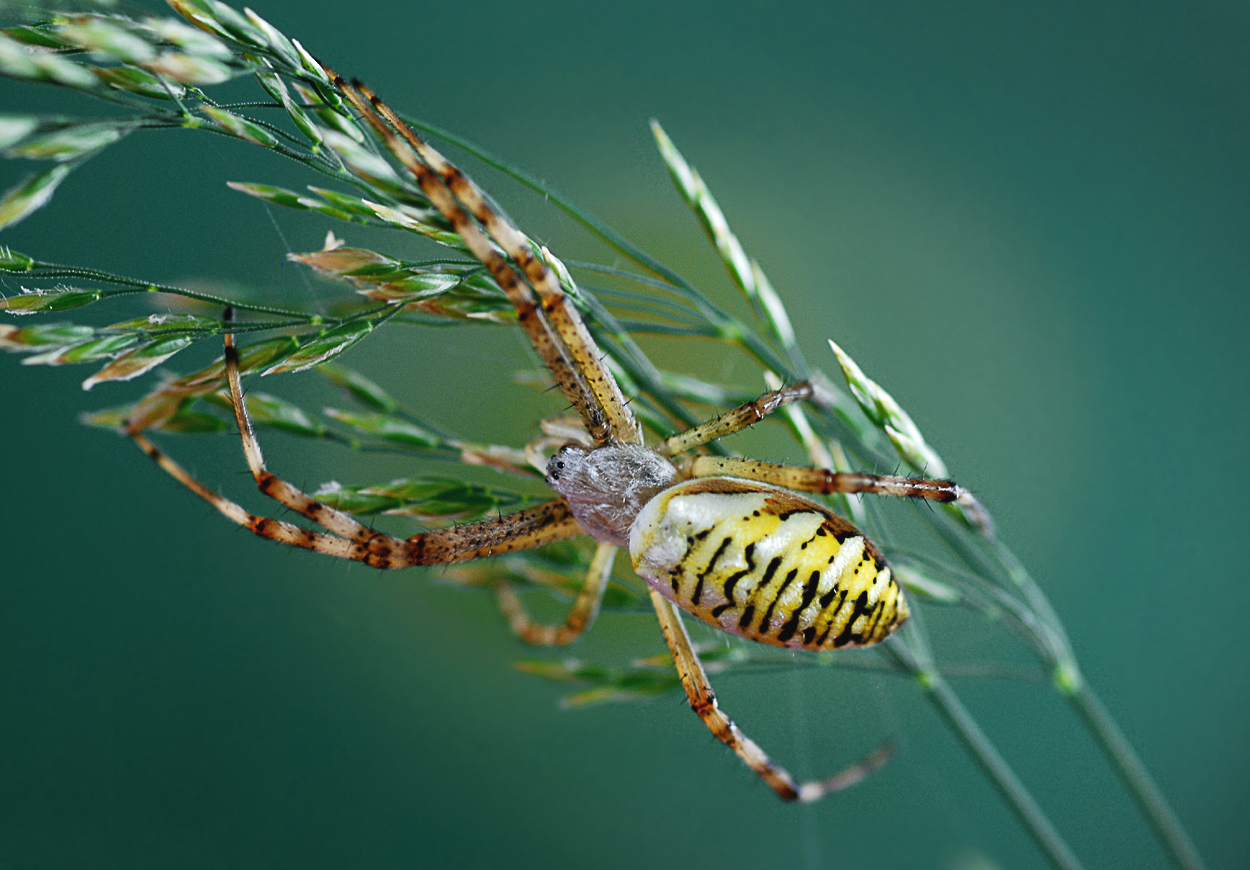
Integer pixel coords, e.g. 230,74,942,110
1,1,1247,867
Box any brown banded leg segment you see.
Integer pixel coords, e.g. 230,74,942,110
496,542,617,645
128,430,370,561
659,382,813,457
127,427,583,568
225,326,587,564
223,330,379,543
650,590,895,802
352,80,641,449
331,75,579,419
326,69,642,449
688,456,964,503
125,331,585,568
406,499,585,564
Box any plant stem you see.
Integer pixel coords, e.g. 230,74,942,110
922,499,1207,869
1065,684,1207,870
888,640,1084,870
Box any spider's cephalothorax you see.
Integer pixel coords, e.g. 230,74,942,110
126,68,965,803
544,443,678,547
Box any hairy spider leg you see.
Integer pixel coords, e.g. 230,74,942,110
326,69,642,449
651,590,895,802
657,381,963,502
348,76,643,448
658,381,815,457
687,457,963,503
496,542,618,646
124,331,585,569
127,427,580,566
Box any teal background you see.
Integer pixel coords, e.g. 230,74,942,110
1,1,1247,867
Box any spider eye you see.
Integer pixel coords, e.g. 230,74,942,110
556,460,565,469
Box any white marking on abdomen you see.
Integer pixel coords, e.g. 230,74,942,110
826,536,863,587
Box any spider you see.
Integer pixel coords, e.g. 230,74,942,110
124,70,966,804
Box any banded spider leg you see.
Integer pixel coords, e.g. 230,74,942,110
126,327,586,572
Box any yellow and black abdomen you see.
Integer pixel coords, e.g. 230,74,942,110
629,478,908,650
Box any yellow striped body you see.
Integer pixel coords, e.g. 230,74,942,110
629,478,908,650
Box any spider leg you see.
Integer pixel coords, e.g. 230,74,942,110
128,428,581,567
325,69,642,449
659,382,813,457
221,327,589,559
650,590,895,802
687,457,964,503
496,542,617,646
123,330,585,568
661,383,964,502
221,329,385,544
127,429,373,559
